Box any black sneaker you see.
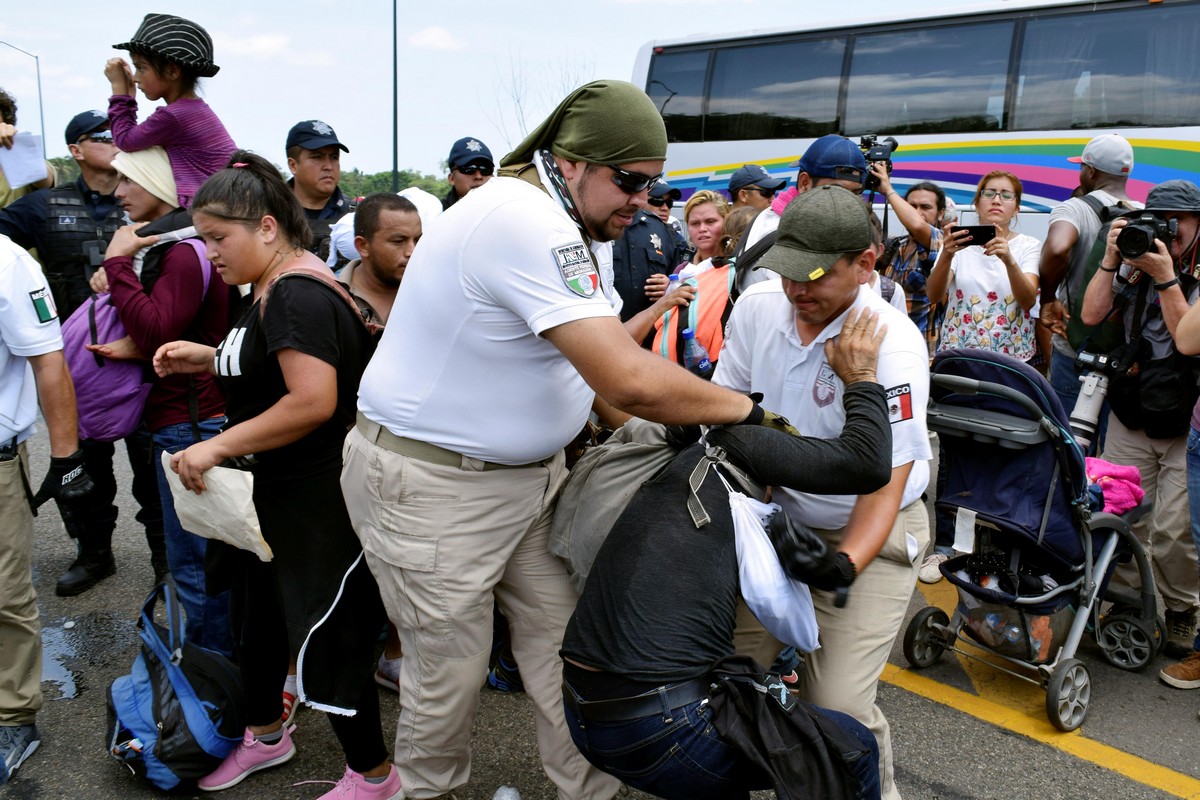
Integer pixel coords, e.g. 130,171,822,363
486,650,524,693
1166,609,1198,659
0,724,40,784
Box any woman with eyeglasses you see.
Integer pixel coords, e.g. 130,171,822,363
926,170,1041,361
919,170,1041,585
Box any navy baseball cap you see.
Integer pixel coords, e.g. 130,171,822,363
792,135,867,184
728,164,786,194
649,181,681,201
65,110,109,145
286,120,349,153
448,137,494,170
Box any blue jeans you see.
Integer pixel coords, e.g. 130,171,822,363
152,418,234,657
1188,427,1200,650
564,688,880,800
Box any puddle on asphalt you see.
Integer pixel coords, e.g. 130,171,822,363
41,623,78,699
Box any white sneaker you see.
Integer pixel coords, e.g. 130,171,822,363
918,553,949,584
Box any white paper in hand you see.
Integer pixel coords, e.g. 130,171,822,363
160,451,272,561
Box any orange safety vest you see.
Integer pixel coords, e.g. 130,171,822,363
653,264,736,368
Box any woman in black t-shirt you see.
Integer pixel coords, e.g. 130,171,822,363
152,152,397,798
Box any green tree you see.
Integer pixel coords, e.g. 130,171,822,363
339,168,449,201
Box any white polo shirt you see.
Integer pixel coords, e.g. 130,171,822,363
713,281,931,529
0,235,64,445
357,176,619,465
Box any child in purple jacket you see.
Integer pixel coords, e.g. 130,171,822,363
105,13,236,209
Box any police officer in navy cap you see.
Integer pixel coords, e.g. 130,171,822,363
613,180,684,323
285,119,353,264
728,163,786,211
443,136,494,210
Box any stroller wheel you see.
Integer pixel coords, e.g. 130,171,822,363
1045,658,1091,732
903,607,950,669
1097,613,1157,671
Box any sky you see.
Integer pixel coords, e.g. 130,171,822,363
2,0,994,178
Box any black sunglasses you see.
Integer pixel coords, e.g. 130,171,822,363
79,130,113,144
647,197,673,209
456,164,494,176
749,186,777,198
606,164,661,195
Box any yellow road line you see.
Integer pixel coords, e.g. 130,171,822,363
895,582,1200,797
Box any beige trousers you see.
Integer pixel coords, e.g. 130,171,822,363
0,444,41,725
341,425,620,800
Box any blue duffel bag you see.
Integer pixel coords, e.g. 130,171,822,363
106,580,245,790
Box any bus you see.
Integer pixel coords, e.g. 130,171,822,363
632,0,1200,231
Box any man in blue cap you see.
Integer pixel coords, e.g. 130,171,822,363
442,135,494,210
728,163,785,212
285,119,353,263
735,135,868,293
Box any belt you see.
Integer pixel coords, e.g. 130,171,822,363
562,677,711,723
354,412,546,472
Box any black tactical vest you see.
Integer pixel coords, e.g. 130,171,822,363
42,184,125,317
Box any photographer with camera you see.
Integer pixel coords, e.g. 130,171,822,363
1079,179,1200,660
871,159,946,351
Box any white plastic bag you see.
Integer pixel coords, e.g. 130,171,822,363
160,452,273,562
729,489,820,653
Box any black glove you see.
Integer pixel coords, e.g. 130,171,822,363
767,512,856,606
740,393,800,436
32,450,95,510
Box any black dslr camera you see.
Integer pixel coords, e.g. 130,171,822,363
859,135,899,191
1117,212,1178,259
1075,350,1127,378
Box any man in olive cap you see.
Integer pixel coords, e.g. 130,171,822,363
1080,179,1200,666
343,80,796,800
714,185,932,800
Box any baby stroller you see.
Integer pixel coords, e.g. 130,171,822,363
902,349,1159,731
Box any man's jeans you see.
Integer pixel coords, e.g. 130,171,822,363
152,418,234,657
564,689,880,800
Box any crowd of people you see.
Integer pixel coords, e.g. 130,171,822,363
3,11,1200,800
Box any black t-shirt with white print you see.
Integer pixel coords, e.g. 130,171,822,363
214,276,369,478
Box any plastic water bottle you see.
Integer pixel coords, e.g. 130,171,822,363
665,273,682,294
681,328,712,375
493,787,522,800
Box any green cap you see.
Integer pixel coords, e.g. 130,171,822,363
757,185,872,282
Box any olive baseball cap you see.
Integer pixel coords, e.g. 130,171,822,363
757,185,873,282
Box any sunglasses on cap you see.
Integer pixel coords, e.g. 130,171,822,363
647,197,673,209
606,164,662,195
455,164,494,176
831,165,865,184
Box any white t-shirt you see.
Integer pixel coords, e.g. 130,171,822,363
937,232,1041,361
0,235,65,445
737,208,781,292
357,176,618,464
713,281,931,530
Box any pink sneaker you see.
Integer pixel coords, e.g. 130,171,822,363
308,764,402,799
198,725,296,791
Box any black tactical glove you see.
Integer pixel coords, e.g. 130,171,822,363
740,393,800,436
767,511,856,607
32,450,95,510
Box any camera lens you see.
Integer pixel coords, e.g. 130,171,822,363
1117,224,1154,260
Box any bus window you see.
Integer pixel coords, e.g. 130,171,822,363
647,49,708,143
844,22,1013,135
1014,5,1200,130
706,38,845,141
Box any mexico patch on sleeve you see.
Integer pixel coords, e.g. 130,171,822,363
552,242,598,297
28,287,57,324
886,384,913,424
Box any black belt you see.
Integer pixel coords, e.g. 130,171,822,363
563,677,711,723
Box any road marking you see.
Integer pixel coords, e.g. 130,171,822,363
888,582,1200,798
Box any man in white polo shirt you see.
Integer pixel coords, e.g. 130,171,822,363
713,185,931,800
0,234,94,784
341,80,793,800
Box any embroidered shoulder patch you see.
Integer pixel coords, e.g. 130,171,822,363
552,242,598,298
886,384,914,424
29,287,57,324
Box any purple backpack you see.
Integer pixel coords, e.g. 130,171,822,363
62,239,211,442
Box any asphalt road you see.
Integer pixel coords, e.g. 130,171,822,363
8,427,1197,800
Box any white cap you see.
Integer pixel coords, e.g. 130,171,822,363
1068,134,1133,177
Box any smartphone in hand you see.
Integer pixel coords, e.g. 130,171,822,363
950,225,997,246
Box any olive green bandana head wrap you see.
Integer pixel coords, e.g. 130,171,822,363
500,80,668,167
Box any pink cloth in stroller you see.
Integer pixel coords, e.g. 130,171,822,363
1085,457,1145,515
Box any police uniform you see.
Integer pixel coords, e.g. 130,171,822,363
611,209,679,322
714,282,932,800
0,235,64,727
342,172,621,800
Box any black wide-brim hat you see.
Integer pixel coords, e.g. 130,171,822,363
113,13,220,78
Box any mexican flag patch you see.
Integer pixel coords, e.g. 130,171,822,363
553,242,598,298
29,287,57,324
